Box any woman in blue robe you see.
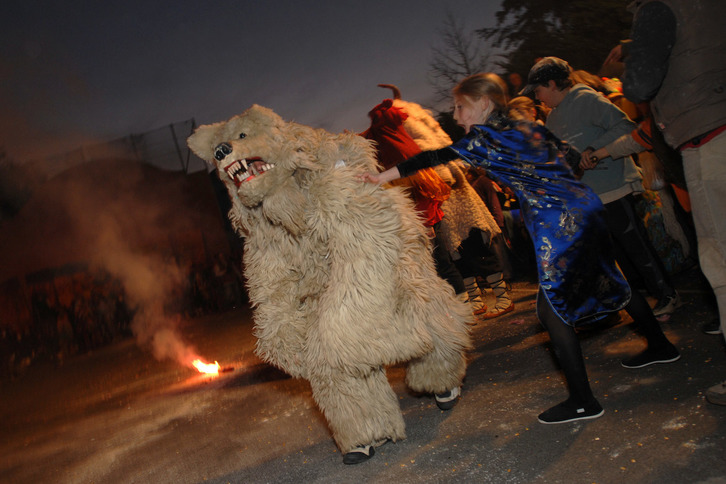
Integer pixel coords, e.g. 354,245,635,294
360,73,680,424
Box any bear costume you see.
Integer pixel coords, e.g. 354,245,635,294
187,105,471,464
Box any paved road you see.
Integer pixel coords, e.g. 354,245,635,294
2,267,726,483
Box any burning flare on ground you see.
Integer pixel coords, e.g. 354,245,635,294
192,358,221,375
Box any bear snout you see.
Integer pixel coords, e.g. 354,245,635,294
214,142,233,161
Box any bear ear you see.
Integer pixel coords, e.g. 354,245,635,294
247,104,286,130
187,122,225,161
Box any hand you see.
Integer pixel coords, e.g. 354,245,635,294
590,147,608,163
579,148,599,171
357,171,384,184
357,167,401,185
604,44,623,66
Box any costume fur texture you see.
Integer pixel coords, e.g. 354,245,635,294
187,105,471,453
392,98,501,253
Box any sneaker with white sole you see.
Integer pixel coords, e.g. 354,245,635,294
621,344,680,369
435,386,461,410
343,444,375,465
538,398,604,424
702,320,722,335
652,292,681,317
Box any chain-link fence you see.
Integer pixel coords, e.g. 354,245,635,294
31,119,207,179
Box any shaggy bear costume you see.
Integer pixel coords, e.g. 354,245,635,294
187,105,472,463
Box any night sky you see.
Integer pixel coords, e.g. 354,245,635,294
1,0,500,166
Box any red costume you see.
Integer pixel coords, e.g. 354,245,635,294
362,99,450,226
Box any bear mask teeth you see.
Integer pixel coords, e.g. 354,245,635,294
224,157,275,186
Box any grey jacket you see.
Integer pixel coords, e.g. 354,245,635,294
546,84,643,204
623,0,726,148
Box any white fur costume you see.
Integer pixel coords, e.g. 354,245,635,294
187,105,471,454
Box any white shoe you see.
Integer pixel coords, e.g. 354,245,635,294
435,386,461,410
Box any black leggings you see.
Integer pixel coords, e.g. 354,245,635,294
536,286,670,404
454,229,502,279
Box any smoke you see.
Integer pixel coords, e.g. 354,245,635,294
61,160,208,367
91,229,200,365
0,146,227,368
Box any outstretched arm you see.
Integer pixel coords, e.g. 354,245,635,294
359,147,459,184
358,166,402,185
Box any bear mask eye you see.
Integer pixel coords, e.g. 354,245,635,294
239,133,246,139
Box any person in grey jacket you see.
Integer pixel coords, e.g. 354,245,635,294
521,57,680,321
605,0,726,405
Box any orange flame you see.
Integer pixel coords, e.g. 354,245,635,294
192,359,220,375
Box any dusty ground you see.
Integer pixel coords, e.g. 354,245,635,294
2,267,726,484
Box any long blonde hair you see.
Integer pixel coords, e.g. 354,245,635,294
452,73,509,116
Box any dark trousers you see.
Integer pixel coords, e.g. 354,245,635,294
603,194,675,300
454,229,504,280
432,221,466,294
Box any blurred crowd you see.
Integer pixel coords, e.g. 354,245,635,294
0,251,245,378
505,72,697,280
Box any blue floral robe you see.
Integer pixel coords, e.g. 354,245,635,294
450,118,630,325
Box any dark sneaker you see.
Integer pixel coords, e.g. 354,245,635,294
621,344,680,369
702,320,723,335
435,386,461,410
538,399,604,424
705,380,726,406
343,444,374,465
652,292,681,317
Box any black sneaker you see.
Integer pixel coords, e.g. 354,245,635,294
702,320,723,335
621,344,680,369
435,386,461,410
343,444,374,465
538,399,604,424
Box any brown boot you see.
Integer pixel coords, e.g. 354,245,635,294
481,272,514,319
463,277,487,315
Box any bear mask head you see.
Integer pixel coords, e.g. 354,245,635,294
187,104,322,208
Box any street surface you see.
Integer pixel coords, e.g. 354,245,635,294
2,268,726,483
